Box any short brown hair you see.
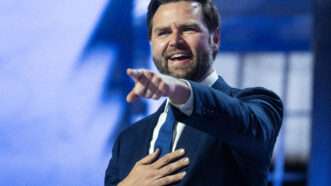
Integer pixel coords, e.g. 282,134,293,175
147,0,220,39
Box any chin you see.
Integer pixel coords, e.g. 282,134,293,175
169,71,194,80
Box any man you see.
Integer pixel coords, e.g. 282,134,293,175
105,0,283,185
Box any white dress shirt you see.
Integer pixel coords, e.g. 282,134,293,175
148,70,219,154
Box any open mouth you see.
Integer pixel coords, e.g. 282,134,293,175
167,52,193,64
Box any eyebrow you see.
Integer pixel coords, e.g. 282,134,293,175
153,22,202,33
153,26,170,33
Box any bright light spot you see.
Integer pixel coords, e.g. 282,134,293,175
134,0,149,18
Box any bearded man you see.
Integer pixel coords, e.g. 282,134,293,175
105,0,283,185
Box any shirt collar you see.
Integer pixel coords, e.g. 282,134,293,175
164,69,218,111
201,69,218,87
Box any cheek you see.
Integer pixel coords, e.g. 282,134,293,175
187,36,210,52
152,40,167,56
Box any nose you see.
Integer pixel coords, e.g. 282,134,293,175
168,28,184,48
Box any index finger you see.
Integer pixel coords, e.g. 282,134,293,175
152,149,186,169
127,68,144,82
137,149,160,165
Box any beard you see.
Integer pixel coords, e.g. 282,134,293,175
153,49,213,81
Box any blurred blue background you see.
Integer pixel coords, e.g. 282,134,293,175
1,0,330,185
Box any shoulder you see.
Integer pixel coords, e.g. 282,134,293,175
190,76,282,103
232,86,281,100
232,86,283,111
217,77,283,116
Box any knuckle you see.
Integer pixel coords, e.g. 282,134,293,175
169,151,178,157
145,72,153,78
162,157,170,164
162,177,171,185
148,170,157,178
166,166,173,173
170,153,178,160
159,82,165,90
149,85,157,92
165,154,176,162
150,73,155,79
171,164,177,171
155,77,162,83
169,176,176,182
155,169,164,178
150,163,156,169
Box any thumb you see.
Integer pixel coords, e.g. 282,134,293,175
126,90,139,103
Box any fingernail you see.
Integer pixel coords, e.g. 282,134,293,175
179,149,185,154
184,157,189,163
182,171,186,176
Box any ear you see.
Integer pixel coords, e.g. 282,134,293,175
210,27,220,51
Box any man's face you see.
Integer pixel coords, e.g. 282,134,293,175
150,1,219,81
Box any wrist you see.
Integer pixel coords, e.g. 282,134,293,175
169,79,190,105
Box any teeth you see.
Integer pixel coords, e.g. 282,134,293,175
172,54,185,58
169,53,190,59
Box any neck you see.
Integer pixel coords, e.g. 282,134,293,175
197,67,214,82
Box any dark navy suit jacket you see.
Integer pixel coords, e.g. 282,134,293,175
105,77,283,186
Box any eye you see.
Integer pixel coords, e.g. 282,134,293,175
157,30,170,37
182,26,199,33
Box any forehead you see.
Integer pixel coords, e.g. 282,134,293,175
152,1,204,28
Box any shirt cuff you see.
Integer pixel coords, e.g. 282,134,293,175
169,80,194,116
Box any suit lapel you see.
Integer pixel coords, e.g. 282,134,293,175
175,125,209,185
212,76,232,95
134,102,166,159
175,124,207,161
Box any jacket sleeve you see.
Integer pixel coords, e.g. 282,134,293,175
177,81,283,159
105,134,122,186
